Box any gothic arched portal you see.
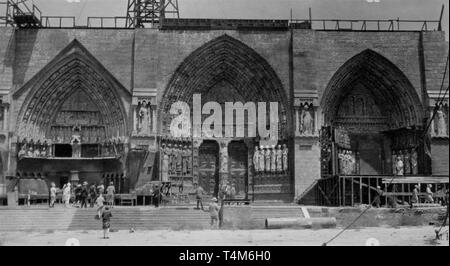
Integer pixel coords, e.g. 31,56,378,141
14,39,130,142
321,49,427,178
159,34,291,139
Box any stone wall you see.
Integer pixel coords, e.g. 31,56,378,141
0,27,447,201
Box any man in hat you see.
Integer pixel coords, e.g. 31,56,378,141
374,185,383,208
80,181,89,208
209,197,220,229
411,184,420,208
193,182,205,210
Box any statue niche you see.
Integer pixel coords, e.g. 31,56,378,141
135,99,155,136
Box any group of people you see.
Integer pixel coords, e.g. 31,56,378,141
18,138,51,158
373,184,449,208
49,181,116,209
194,182,237,229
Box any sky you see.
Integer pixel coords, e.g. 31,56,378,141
25,0,449,40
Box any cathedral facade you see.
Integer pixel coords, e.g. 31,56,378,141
0,22,448,204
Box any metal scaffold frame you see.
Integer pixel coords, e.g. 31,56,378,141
126,0,179,28
0,0,41,28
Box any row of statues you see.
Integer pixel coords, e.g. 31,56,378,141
393,149,418,176
17,137,124,158
161,143,193,182
338,149,356,175
18,139,51,158
253,144,288,174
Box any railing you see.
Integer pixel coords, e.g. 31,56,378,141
87,16,127,28
41,16,75,28
290,18,442,32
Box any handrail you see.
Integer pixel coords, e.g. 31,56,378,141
41,16,75,28
289,18,441,31
87,16,127,28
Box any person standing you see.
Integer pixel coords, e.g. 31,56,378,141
96,193,105,218
80,182,89,208
153,184,161,208
74,184,82,207
97,182,105,197
411,185,419,208
374,186,383,208
62,183,71,208
89,183,97,208
194,183,204,210
49,182,57,208
208,197,220,229
106,182,115,207
101,207,112,239
425,184,434,203
218,184,227,228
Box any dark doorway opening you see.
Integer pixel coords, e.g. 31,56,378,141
198,140,219,197
81,144,100,157
54,144,72,157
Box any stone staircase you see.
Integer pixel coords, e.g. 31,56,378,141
0,205,309,231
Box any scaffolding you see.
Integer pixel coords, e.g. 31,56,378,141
125,0,179,28
0,0,41,28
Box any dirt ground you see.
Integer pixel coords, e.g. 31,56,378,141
0,226,448,246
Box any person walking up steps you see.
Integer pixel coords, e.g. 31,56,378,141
208,197,220,229
49,182,57,208
106,182,115,207
194,182,205,210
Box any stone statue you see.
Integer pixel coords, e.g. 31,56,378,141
411,150,418,175
162,147,169,182
301,108,314,135
338,149,345,174
18,142,27,158
392,152,397,175
137,101,150,134
270,145,277,173
276,145,283,173
436,109,447,136
404,150,411,175
253,146,260,173
264,146,271,173
175,145,183,175
395,155,404,176
258,146,265,174
219,143,228,173
282,144,288,172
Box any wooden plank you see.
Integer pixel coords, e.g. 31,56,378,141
359,177,362,204
317,185,332,206
351,177,354,206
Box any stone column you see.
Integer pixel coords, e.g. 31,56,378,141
132,106,137,135
295,108,300,136
152,105,157,133
192,138,203,185
218,139,230,187
244,139,254,201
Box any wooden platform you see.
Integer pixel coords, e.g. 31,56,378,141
382,176,449,184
